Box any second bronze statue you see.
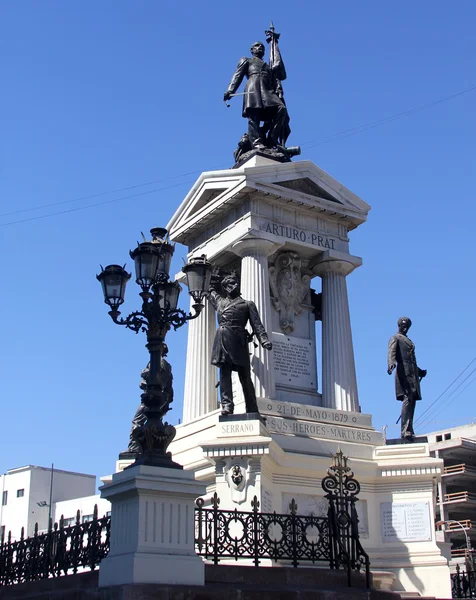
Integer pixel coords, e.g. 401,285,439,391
387,317,427,441
208,272,272,416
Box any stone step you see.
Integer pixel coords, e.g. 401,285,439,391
0,568,402,600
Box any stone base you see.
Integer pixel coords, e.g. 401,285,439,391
98,464,206,587
219,412,267,424
99,552,204,587
0,566,403,600
386,436,429,445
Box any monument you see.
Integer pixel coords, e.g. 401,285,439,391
109,24,450,598
387,317,427,441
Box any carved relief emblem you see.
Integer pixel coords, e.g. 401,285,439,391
269,252,310,334
230,464,244,487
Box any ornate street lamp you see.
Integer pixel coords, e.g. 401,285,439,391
97,228,212,469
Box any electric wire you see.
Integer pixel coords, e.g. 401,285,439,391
2,83,475,227
0,170,203,218
413,357,476,428
301,84,476,149
0,179,196,228
416,368,476,430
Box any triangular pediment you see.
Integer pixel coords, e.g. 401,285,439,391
274,177,341,203
167,158,370,247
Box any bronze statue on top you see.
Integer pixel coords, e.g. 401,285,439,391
387,317,427,441
224,23,300,165
209,271,272,416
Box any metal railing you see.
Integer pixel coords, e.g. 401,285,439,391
195,450,370,588
0,505,110,586
0,452,370,589
452,564,476,598
444,492,476,504
444,465,476,476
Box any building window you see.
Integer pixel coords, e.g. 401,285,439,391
436,435,443,442
82,514,94,524
62,517,75,527
16,489,24,498
106,511,111,517
1,491,7,506
444,433,451,440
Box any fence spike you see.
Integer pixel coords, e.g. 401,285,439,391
76,509,80,525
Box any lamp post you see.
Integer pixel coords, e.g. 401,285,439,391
97,227,212,469
437,519,474,567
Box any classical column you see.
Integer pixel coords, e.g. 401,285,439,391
232,238,280,400
182,294,217,423
314,258,360,412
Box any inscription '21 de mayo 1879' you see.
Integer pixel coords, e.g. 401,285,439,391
260,221,336,249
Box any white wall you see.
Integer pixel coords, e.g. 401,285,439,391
0,468,31,541
0,466,96,540
54,494,111,526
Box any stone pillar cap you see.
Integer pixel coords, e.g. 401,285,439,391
313,250,362,276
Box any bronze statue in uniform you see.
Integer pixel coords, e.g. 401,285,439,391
388,317,427,440
209,272,272,416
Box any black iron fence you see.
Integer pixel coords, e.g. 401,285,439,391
452,565,476,598
0,451,370,588
0,506,110,586
195,449,370,587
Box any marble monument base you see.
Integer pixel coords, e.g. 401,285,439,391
98,464,206,587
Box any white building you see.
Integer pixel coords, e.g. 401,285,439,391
0,465,97,541
428,423,476,567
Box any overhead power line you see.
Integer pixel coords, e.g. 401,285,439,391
417,368,476,430
413,357,476,429
301,84,476,149
0,180,196,228
2,82,475,227
0,170,203,218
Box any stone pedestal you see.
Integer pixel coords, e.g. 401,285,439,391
98,465,206,587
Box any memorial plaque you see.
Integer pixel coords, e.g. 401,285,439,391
272,333,317,390
381,502,432,543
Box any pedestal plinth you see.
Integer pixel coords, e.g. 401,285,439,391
98,464,206,587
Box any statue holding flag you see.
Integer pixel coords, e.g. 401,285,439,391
224,23,299,164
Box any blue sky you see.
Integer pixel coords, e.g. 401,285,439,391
1,1,475,483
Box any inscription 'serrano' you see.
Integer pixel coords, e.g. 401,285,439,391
220,422,256,435
260,221,336,249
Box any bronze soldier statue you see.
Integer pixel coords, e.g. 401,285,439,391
128,343,173,453
224,25,291,151
387,317,427,441
209,272,272,416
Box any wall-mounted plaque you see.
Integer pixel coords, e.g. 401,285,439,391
381,502,432,543
272,333,317,390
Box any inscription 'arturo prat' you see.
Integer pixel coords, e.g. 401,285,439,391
260,221,336,249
